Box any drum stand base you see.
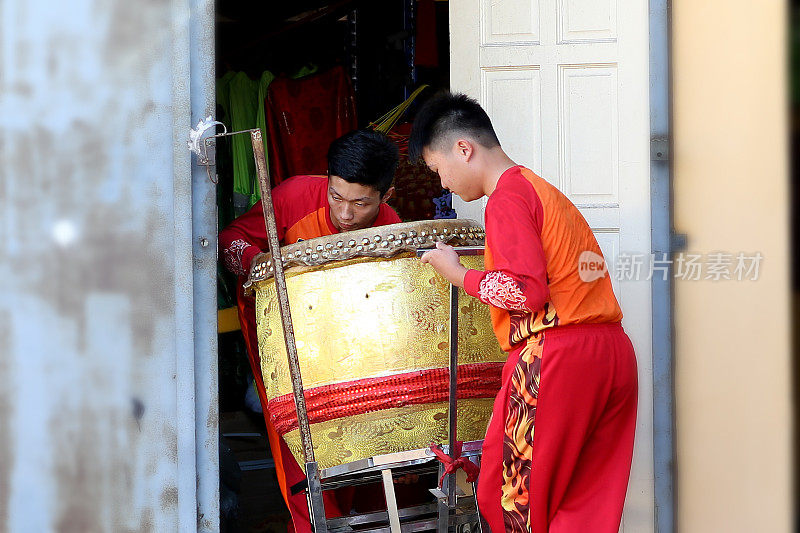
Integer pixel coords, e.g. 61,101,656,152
302,443,485,533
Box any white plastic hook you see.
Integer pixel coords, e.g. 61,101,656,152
187,116,226,162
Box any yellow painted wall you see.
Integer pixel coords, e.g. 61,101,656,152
673,1,792,531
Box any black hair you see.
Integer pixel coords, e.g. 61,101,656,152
327,129,399,196
408,92,501,162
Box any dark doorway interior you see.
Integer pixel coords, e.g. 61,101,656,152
214,1,452,530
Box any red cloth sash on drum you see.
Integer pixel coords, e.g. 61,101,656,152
266,362,504,434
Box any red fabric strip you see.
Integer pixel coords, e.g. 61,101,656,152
268,362,504,435
430,441,480,486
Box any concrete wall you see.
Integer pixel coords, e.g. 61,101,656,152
0,0,217,530
673,1,792,531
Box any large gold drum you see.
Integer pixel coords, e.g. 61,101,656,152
247,220,506,471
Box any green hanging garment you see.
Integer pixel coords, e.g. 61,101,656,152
252,70,276,206
228,72,261,215
228,71,276,213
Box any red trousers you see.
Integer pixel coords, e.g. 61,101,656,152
477,323,637,532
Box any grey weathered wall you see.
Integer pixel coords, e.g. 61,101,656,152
0,0,216,530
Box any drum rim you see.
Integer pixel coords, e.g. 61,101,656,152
245,218,485,286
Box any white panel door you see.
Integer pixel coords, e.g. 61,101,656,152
450,0,654,530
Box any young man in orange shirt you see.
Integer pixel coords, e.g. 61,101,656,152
220,129,401,532
412,93,637,533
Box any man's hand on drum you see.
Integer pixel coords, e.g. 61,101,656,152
420,241,468,288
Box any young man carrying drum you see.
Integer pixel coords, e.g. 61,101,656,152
220,129,401,532
411,93,638,533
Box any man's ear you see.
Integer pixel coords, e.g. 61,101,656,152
381,186,395,203
455,139,474,161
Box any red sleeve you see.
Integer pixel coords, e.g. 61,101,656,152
219,202,270,277
463,179,549,313
219,176,322,276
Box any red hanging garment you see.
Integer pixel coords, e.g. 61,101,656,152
265,66,358,185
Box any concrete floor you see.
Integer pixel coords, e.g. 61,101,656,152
220,410,291,533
